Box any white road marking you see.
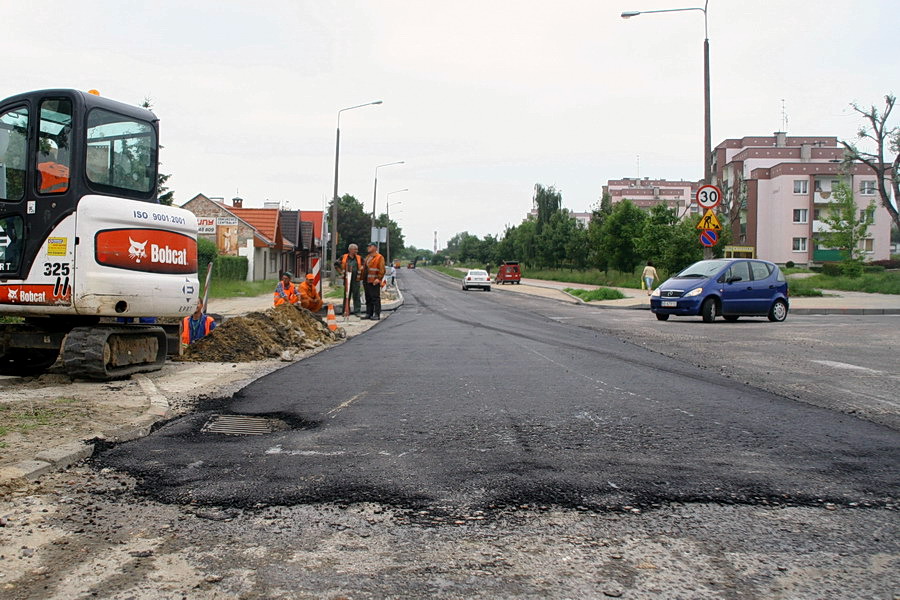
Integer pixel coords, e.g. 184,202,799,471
327,391,367,418
811,360,883,375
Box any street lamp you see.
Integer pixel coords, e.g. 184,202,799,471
385,188,408,264
329,100,382,285
622,1,711,185
371,161,404,235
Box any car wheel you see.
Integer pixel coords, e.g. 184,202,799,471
701,298,717,323
768,299,788,322
655,313,669,321
462,285,467,291
723,315,739,322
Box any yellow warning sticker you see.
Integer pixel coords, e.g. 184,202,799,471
47,237,68,256
697,210,722,231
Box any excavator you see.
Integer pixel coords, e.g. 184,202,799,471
0,89,199,379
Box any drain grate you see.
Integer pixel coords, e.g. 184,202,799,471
201,414,288,436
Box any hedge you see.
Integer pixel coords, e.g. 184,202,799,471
212,255,249,280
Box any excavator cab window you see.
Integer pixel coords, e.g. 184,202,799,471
0,104,28,202
36,98,73,195
0,214,23,273
86,109,156,195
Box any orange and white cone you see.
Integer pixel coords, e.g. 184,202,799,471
326,303,338,332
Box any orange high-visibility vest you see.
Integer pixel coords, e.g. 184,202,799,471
38,162,70,194
298,281,323,312
273,281,298,306
364,252,385,284
181,315,215,344
341,253,363,274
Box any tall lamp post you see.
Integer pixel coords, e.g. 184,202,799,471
371,161,404,237
330,100,382,285
385,188,408,264
622,1,711,185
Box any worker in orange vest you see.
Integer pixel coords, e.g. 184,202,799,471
273,272,299,306
181,299,216,346
361,242,386,320
298,273,323,313
337,243,363,315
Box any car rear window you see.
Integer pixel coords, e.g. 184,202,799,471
750,262,770,281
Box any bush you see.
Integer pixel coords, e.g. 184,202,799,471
840,261,864,278
197,238,217,271
212,255,248,280
821,263,842,277
785,260,795,269
864,265,886,273
871,258,900,269
564,287,626,301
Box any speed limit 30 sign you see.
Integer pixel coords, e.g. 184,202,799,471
696,184,722,210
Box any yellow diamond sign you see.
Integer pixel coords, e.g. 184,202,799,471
697,209,722,231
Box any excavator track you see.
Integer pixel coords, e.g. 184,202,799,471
62,326,168,380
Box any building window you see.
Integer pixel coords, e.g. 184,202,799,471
792,237,807,252
859,238,874,253
793,209,808,223
859,208,874,224
793,180,808,194
813,209,821,220
860,180,876,195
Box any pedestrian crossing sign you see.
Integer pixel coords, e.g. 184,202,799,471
697,209,722,231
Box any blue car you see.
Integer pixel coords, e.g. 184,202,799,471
650,259,789,323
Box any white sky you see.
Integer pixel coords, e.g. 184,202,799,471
6,0,896,249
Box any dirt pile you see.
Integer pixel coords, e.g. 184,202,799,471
179,305,339,362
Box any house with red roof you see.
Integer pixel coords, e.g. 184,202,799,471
180,194,295,282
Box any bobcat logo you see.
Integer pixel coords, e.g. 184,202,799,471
7,288,18,301
128,238,148,263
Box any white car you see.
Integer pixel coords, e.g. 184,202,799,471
462,269,491,291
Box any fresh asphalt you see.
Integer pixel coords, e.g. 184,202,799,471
97,268,899,515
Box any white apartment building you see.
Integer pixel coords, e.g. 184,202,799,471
715,133,892,264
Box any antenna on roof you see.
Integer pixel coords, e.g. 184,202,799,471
636,154,640,179
781,99,789,133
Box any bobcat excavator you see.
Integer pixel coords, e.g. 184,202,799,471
0,89,199,379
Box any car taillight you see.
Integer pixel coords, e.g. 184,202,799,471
466,277,471,280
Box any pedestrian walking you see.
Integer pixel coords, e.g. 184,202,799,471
273,272,299,306
361,242,385,320
642,261,659,295
337,243,363,315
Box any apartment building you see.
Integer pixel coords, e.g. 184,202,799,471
604,178,702,217
715,133,891,264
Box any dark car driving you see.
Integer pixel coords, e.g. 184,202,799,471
650,258,789,323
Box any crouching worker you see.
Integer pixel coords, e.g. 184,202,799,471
299,273,323,313
182,299,216,346
274,271,299,306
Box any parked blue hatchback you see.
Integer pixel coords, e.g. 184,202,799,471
650,259,789,323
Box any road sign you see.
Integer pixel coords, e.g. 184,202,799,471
699,229,718,247
697,209,722,231
696,184,722,210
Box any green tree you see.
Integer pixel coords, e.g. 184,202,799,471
598,200,647,272
533,183,562,234
818,182,875,263
636,203,679,266
840,94,900,232
140,97,174,205
661,215,704,274
328,194,370,253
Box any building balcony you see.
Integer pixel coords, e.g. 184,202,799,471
814,191,837,203
812,220,832,233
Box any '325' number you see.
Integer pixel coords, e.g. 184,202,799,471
43,262,71,277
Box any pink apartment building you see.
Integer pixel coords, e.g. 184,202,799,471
715,133,891,264
604,178,702,217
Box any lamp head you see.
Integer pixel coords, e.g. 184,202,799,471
621,11,641,18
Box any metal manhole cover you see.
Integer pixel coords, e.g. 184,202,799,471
201,414,288,436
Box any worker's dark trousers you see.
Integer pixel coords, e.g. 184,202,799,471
363,282,381,317
345,279,361,314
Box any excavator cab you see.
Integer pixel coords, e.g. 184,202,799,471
0,90,199,378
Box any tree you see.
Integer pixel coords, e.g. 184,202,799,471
328,194,370,254
533,183,562,234
636,203,679,267
140,97,174,205
598,200,646,273
818,183,875,263
840,94,900,231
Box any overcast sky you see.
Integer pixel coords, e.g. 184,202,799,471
7,1,896,249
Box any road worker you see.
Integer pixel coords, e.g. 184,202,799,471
298,273,323,313
181,299,216,346
361,242,385,320
273,272,299,306
337,243,363,315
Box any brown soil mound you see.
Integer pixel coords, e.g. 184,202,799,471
179,305,338,362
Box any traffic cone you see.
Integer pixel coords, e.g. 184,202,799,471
326,303,338,332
